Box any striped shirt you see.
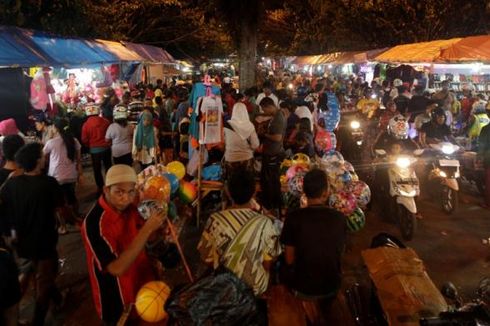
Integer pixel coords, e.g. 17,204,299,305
198,208,281,295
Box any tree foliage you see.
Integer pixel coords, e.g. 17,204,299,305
1,0,489,58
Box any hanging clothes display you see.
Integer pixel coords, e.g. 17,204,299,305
198,95,223,144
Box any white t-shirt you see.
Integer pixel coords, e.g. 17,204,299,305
43,135,81,183
105,123,132,158
224,127,259,162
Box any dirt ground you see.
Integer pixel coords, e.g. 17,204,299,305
18,165,490,325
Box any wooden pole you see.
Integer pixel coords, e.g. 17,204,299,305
197,144,203,227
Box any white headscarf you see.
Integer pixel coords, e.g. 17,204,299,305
295,106,314,131
228,103,255,140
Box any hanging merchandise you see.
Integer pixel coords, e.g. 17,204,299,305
323,92,341,132
198,94,223,144
31,70,49,111
189,81,221,144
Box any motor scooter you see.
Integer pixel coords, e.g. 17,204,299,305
424,142,461,214
337,111,365,163
374,149,421,240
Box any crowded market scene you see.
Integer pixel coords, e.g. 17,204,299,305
1,1,490,325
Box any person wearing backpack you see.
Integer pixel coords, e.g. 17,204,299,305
223,103,259,180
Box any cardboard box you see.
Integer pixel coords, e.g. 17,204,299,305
362,247,448,325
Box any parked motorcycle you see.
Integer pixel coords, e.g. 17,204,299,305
420,278,490,325
425,142,461,215
347,234,490,326
374,149,420,240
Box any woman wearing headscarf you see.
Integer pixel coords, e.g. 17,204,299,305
0,118,24,139
132,109,159,170
294,106,314,132
223,103,260,179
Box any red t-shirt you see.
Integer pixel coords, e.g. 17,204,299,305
81,116,111,149
81,196,155,323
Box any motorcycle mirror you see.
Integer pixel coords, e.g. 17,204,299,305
441,282,459,300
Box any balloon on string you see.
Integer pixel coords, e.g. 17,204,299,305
166,161,186,180
344,180,371,209
288,171,306,197
346,207,366,232
324,92,341,131
179,181,197,204
322,151,344,166
328,191,357,215
325,111,340,131
343,161,359,181
142,175,171,203
162,173,179,195
286,164,308,180
315,129,337,153
340,171,353,185
291,153,311,167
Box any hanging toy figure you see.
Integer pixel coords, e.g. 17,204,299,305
63,73,80,107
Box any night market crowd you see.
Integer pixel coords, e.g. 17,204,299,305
0,70,490,326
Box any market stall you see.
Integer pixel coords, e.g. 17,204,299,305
123,41,177,85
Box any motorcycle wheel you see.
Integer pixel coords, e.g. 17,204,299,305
398,204,417,241
441,186,458,215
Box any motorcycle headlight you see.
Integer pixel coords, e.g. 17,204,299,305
439,170,447,178
396,157,412,168
356,140,363,146
441,144,456,155
287,83,294,90
350,120,360,129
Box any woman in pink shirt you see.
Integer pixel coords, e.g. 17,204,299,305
43,118,82,234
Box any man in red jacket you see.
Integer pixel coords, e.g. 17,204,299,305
82,104,112,194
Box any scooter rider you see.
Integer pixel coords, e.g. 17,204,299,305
419,108,456,148
372,114,418,155
373,115,422,220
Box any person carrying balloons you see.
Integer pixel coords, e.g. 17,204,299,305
133,109,160,170
280,169,347,325
81,165,166,325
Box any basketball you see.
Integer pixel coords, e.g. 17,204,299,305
135,281,171,323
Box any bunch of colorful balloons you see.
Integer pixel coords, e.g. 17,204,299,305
321,151,371,232
137,161,198,220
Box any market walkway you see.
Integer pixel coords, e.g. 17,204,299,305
18,167,490,325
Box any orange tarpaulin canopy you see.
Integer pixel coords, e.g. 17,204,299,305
375,38,462,63
437,35,490,63
292,55,324,65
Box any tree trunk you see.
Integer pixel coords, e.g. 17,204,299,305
238,7,257,92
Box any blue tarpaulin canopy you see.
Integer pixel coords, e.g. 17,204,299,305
123,41,175,64
0,26,163,68
0,26,50,66
30,33,119,66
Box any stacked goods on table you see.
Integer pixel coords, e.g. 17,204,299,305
362,247,448,326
